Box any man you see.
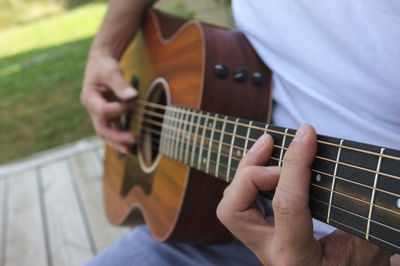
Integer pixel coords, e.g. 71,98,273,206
81,0,399,265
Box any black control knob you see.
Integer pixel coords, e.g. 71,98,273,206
214,64,229,79
233,68,249,83
252,72,267,87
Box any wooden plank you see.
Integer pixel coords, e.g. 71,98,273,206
0,178,8,266
68,150,129,253
5,169,47,266
40,160,93,266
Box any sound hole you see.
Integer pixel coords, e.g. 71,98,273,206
139,81,167,171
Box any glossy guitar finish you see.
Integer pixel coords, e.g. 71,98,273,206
103,9,272,243
103,9,400,254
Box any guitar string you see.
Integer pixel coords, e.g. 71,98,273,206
141,123,400,207
140,125,400,244
141,117,400,200
309,198,400,249
137,110,400,183
140,124,400,234
134,100,400,162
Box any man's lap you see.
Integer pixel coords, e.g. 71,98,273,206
86,225,263,266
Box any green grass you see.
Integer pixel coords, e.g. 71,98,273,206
0,3,107,164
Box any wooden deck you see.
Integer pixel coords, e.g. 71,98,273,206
0,137,129,266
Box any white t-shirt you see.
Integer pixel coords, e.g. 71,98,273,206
232,0,400,149
232,0,400,235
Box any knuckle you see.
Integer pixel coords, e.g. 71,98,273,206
282,151,301,167
272,192,297,217
216,202,229,223
104,66,122,82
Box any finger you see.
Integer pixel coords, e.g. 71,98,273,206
105,139,130,154
237,134,274,172
272,124,318,252
217,166,280,248
223,166,280,212
86,92,131,118
99,62,137,101
93,117,135,144
227,134,276,211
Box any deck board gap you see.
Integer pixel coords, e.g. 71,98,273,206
36,166,53,266
66,159,98,255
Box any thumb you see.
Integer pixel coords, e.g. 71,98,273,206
101,60,137,101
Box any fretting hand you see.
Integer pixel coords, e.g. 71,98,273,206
217,124,390,265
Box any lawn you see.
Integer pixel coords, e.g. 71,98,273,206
0,3,107,164
0,0,232,165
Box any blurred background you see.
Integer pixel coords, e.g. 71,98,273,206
0,0,233,165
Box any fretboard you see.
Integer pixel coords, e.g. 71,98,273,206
142,104,400,254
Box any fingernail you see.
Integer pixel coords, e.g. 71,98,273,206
250,135,267,152
120,87,137,98
294,125,307,141
263,166,281,175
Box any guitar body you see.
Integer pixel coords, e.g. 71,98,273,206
103,9,273,243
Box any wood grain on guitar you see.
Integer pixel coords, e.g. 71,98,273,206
103,9,272,244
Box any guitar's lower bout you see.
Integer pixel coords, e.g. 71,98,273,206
103,8,272,244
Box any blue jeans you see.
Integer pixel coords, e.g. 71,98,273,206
86,225,262,266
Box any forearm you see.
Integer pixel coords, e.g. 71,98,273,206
92,0,156,59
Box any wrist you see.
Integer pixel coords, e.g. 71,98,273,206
90,0,155,59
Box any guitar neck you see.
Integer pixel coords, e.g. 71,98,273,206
141,102,400,254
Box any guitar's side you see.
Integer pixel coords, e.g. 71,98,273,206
103,9,273,243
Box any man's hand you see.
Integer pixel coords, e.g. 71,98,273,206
80,0,155,153
217,124,390,265
81,49,136,153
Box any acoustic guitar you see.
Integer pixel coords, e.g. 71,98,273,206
103,9,400,254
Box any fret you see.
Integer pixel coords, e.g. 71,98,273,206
159,109,170,155
184,109,196,164
205,114,218,174
173,109,184,160
371,147,400,245
248,120,268,152
208,115,225,176
197,112,209,170
327,204,367,240
226,118,239,182
278,128,289,167
168,109,178,158
190,110,201,167
266,125,292,165
264,123,269,135
366,148,385,240
369,206,400,251
154,104,400,254
165,109,175,156
217,116,237,182
215,116,228,178
243,121,253,156
178,109,189,163
337,140,381,187
310,135,342,219
327,139,344,224
228,118,249,179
